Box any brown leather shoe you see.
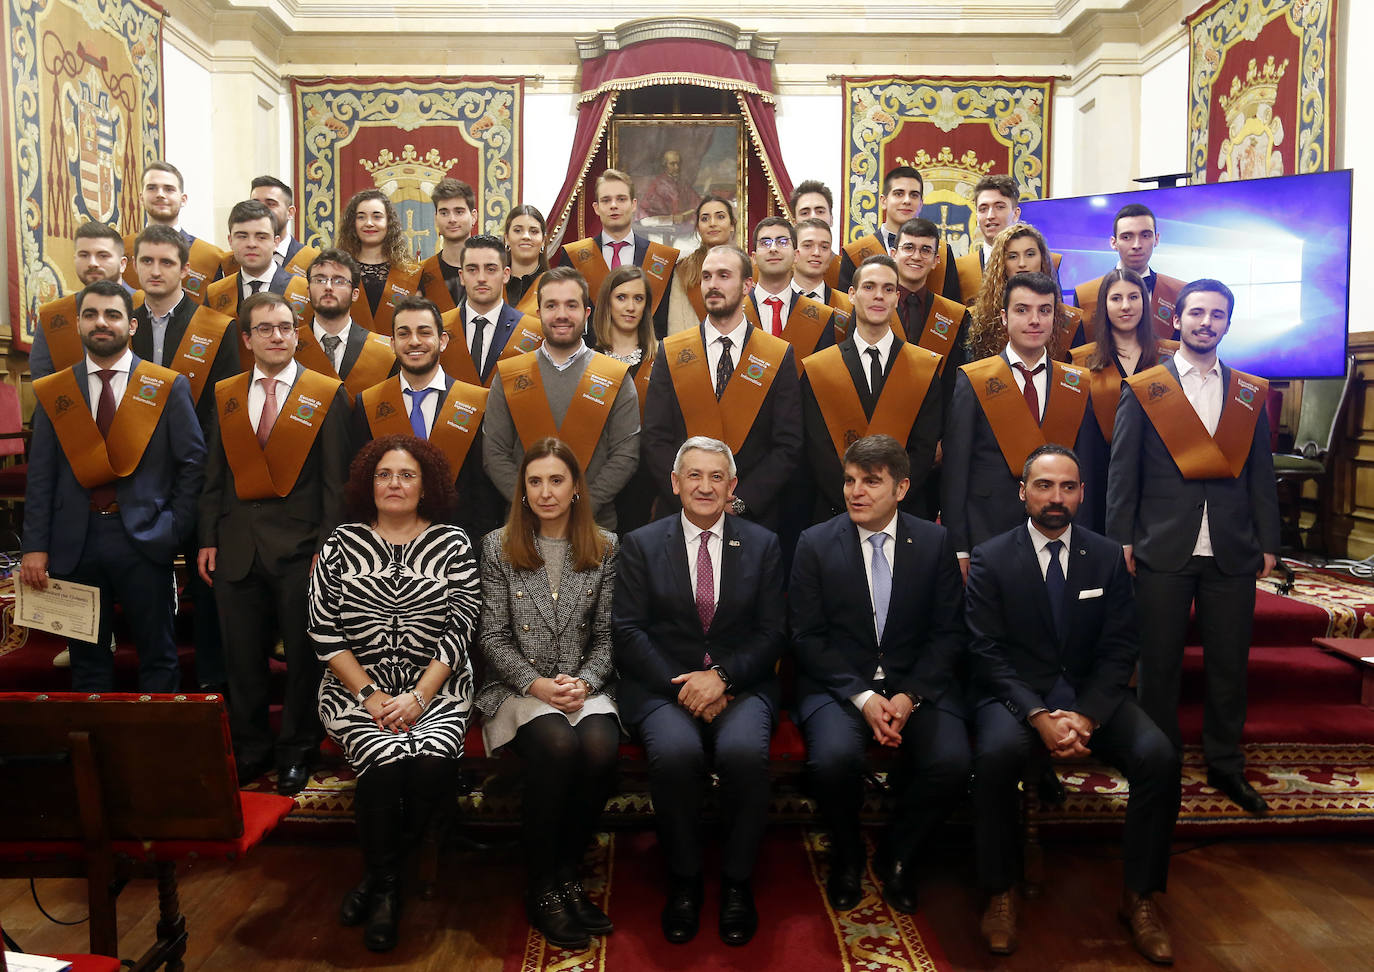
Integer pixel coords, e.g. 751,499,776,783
980,889,1019,955
1119,890,1173,965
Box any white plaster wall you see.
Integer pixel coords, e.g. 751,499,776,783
1337,0,1370,333
161,41,215,238
774,93,844,214
1050,93,1076,198
1137,45,1188,182
521,92,581,221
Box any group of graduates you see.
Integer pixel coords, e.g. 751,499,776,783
18,158,1279,964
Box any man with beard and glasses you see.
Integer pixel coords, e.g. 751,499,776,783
20,279,205,692
642,246,802,530
967,444,1179,964
32,221,137,378
294,248,398,403
1107,279,1279,817
482,266,640,530
354,295,502,544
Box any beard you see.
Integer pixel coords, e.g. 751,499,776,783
705,289,744,322
1031,504,1072,531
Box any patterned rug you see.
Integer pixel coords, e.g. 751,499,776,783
1259,561,1374,639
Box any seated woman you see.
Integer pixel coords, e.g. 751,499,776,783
309,434,480,953
666,195,739,335
477,437,620,950
965,222,1081,363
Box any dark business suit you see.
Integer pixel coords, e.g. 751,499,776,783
1106,357,1280,773
456,302,523,385
199,366,352,769
790,512,970,864
801,336,942,520
612,513,785,881
211,265,297,318
941,350,1095,555
561,233,674,339
642,323,803,530
23,357,205,691
838,231,962,303
966,524,1179,894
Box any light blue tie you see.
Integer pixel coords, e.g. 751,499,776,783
405,387,433,439
869,533,891,643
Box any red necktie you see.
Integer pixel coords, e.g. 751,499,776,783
1012,362,1046,423
764,296,784,337
257,377,279,447
609,240,629,268
90,370,118,510
695,531,715,646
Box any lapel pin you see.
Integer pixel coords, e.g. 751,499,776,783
1078,549,1086,556
727,539,741,547
905,537,913,544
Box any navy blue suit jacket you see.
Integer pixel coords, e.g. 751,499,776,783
458,302,524,383
790,512,966,721
23,356,206,573
612,513,786,725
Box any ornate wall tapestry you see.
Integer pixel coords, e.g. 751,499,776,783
840,76,1054,255
1187,0,1336,183
1,0,163,349
290,77,523,258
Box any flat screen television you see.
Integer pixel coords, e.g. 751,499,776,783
1019,169,1353,379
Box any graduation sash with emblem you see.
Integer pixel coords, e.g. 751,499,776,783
215,368,341,499
37,295,85,372
205,273,244,317
124,235,224,303
961,356,1090,476
663,327,790,455
221,245,321,280
359,375,489,476
804,342,941,461
497,351,630,469
352,265,422,335
827,290,854,340
563,238,678,314
955,252,983,307
509,273,545,317
1125,364,1267,480
418,255,459,313
294,325,395,403
631,362,651,421
168,305,235,404
1069,339,1180,444
743,294,835,376
911,294,965,373
34,362,178,488
438,309,544,387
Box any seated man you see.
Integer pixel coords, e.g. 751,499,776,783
613,436,785,947
790,434,969,914
966,444,1179,963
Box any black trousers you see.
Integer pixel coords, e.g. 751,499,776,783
973,696,1180,894
216,552,321,768
1135,556,1256,774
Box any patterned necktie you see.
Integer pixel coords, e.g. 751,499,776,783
1045,539,1066,636
764,296,784,337
609,240,629,268
715,336,734,401
257,377,278,447
866,347,884,397
695,531,715,646
1012,361,1046,423
470,317,488,376
405,387,433,439
869,533,891,643
321,334,342,371
248,279,264,295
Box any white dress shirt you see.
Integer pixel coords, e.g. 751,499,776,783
1175,350,1225,557
240,268,276,301
852,327,895,394
681,511,724,609
273,234,294,266
313,320,352,373
1028,520,1072,581
752,282,797,334
463,300,504,362
850,512,898,711
248,359,299,430
85,349,134,417
601,232,636,270
402,370,448,432
705,317,750,395
1006,348,1050,421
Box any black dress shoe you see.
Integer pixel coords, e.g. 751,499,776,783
339,875,374,926
826,860,863,911
876,855,919,914
559,879,613,936
661,874,703,944
363,877,400,952
276,763,310,796
527,887,590,950
719,878,758,946
234,755,273,785
1207,769,1268,814
1037,766,1067,805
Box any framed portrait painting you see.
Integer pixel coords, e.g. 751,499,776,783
609,114,745,251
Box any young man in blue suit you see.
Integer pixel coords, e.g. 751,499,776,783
612,436,786,947
967,444,1179,963
790,434,970,914
20,279,206,692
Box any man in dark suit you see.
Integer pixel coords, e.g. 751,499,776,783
613,436,786,947
121,160,226,302
20,280,205,692
31,221,135,379
642,246,803,530
968,444,1179,963
747,216,837,356
792,217,853,331
445,234,528,385
198,291,351,794
790,434,969,914
250,175,319,274
1107,278,1280,815
298,249,398,400
1072,203,1185,343
837,165,961,303
203,200,297,318
942,271,1093,580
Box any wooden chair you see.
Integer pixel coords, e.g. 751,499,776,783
0,693,295,971
0,917,121,972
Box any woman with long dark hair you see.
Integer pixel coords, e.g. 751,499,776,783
504,204,550,313
666,194,738,334
334,189,421,332
592,266,657,532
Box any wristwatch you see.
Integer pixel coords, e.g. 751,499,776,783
730,497,747,516
710,665,732,691
356,683,379,704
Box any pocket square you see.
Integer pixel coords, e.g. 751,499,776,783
1078,588,1104,600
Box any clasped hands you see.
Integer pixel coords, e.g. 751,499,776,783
362,688,426,734
529,673,589,713
672,669,731,723
862,693,916,747
1030,709,1095,758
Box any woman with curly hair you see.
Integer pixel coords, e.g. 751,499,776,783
309,434,479,952
965,222,1081,362
666,195,738,335
334,188,421,333
504,204,550,313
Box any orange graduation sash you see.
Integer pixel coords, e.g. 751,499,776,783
803,342,941,461
684,279,708,324
352,264,422,335
955,252,983,307
663,327,790,455
205,273,242,317
631,362,651,421
509,273,545,317
1076,273,1182,342
359,375,489,476
1070,340,1180,444
36,295,85,372
744,294,835,376
563,238,679,314
1125,364,1267,480
34,362,178,489
827,290,854,340
911,294,965,374
438,309,543,387
168,305,236,404
842,235,886,273
294,325,396,403
123,235,224,303
497,351,630,470
418,255,459,312
824,253,841,290
961,356,1090,476
214,368,341,500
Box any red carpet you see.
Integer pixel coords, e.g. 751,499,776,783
502,828,951,972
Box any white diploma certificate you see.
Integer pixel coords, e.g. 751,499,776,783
15,578,100,640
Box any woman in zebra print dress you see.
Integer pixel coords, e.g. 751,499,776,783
308,434,479,953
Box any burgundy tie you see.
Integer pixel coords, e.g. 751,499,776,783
609,240,629,268
257,377,279,447
90,370,118,510
765,296,784,337
1012,361,1046,423
695,531,715,656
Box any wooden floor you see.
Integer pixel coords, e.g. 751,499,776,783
4,834,1374,971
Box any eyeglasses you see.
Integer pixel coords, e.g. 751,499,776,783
756,237,792,250
895,243,937,258
374,470,419,483
309,275,353,289
251,323,296,337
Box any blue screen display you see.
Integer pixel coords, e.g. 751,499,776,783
1020,170,1352,379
